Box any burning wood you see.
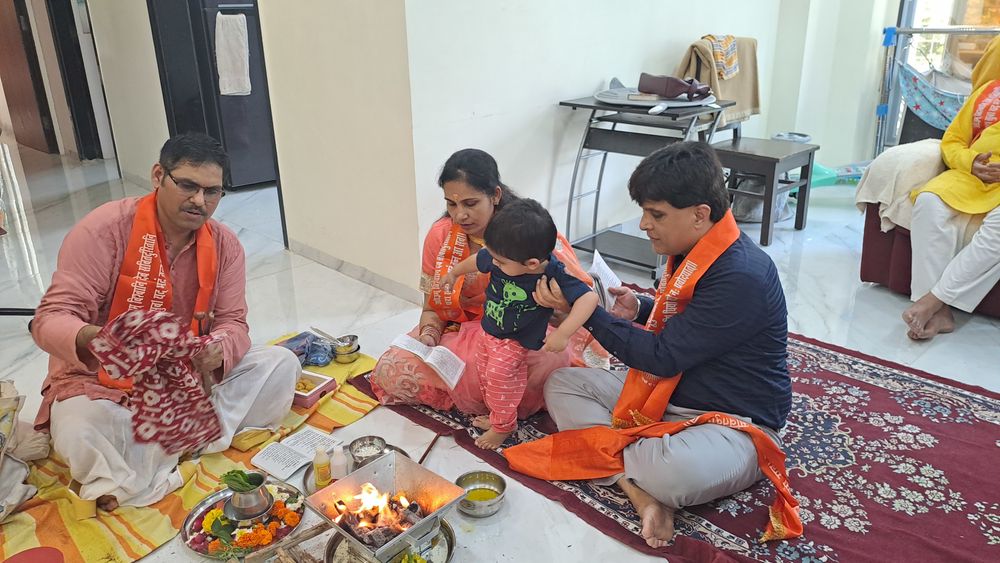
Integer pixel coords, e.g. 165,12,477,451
331,483,425,549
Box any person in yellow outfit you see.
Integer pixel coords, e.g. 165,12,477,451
905,35,1000,340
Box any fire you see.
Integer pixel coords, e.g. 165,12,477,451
326,482,425,549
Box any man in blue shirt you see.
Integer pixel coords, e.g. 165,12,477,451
534,141,791,548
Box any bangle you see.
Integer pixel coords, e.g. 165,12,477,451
419,324,442,339
631,291,642,322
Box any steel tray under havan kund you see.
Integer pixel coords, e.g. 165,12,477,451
305,451,464,563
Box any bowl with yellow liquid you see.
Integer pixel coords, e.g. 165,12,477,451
455,470,506,518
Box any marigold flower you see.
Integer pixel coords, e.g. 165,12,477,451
207,539,223,554
283,511,301,527
202,508,226,534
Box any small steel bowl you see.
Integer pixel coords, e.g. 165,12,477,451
333,344,361,364
333,335,359,355
349,435,387,468
455,470,506,518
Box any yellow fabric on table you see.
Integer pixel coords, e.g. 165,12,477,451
0,338,379,562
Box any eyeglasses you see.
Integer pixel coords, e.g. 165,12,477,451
165,170,226,202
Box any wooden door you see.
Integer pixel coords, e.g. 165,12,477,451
0,0,57,153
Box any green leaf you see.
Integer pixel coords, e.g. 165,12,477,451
220,469,257,492
211,518,235,541
248,472,264,487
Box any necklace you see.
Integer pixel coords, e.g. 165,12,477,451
468,235,485,247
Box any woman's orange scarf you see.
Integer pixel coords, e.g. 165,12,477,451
98,193,217,390
428,223,475,323
504,211,802,542
971,80,1000,142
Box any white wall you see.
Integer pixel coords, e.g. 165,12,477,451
87,0,167,183
404,0,782,243
259,0,421,299
73,0,115,160
767,0,900,166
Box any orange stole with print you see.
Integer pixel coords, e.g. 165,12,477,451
98,192,218,390
428,223,475,323
971,79,1000,142
504,410,802,542
611,210,740,428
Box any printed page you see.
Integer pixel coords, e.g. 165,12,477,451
250,442,309,480
281,426,342,457
389,333,431,359
588,250,622,310
391,333,465,389
425,346,465,389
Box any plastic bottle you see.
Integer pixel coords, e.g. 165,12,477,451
313,446,332,489
330,444,349,480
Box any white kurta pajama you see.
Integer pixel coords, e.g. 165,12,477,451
49,347,297,507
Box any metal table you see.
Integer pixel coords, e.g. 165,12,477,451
560,97,735,277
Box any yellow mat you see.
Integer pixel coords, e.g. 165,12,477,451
0,352,379,562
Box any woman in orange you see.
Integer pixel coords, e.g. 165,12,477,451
370,149,600,418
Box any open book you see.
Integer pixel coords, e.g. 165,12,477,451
250,426,342,480
588,250,623,310
390,334,465,389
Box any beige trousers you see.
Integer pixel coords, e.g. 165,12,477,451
543,367,781,509
49,346,298,507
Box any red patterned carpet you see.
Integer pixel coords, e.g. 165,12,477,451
358,335,1000,562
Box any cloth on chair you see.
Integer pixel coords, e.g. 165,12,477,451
854,138,946,232
701,34,739,80
675,36,759,126
88,310,222,455
215,14,251,96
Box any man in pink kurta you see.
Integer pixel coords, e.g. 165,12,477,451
32,134,297,509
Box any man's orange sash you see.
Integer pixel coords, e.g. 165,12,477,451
971,80,1000,142
504,411,802,542
504,211,803,542
98,193,217,390
428,223,475,323
611,210,740,428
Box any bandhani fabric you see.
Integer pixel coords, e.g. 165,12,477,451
88,310,222,455
353,333,1000,562
97,191,217,391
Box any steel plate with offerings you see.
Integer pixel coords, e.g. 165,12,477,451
182,470,306,559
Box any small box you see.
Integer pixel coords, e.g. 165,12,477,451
293,370,338,408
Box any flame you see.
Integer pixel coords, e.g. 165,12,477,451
339,482,413,533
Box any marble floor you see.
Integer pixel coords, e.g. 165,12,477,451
1,144,997,561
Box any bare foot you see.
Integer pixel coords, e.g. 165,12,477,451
96,494,119,512
907,306,955,341
472,415,492,431
618,477,674,548
902,293,945,336
474,428,511,449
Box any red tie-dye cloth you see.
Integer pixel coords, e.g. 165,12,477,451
88,310,222,454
